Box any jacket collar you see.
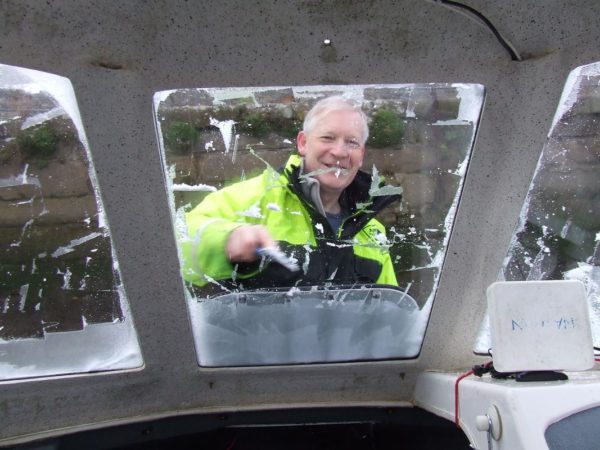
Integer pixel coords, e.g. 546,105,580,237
282,154,401,221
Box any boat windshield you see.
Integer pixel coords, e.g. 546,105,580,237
0,64,142,380
475,62,600,353
154,84,485,365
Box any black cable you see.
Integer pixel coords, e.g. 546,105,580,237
439,0,521,61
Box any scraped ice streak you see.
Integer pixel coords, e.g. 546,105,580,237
171,183,217,192
209,117,236,153
10,218,34,248
369,165,403,197
405,93,417,118
6,165,46,249
50,232,102,258
21,163,30,184
302,244,312,275
0,164,40,189
21,107,66,130
237,201,264,219
18,285,29,312
231,133,240,163
246,147,281,186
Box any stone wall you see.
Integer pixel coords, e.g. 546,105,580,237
0,91,122,340
158,86,476,306
504,74,600,281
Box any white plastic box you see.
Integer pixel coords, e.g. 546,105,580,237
487,280,594,372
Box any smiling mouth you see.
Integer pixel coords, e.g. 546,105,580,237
323,164,350,178
323,163,349,171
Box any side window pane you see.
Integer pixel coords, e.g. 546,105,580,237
154,85,484,366
475,62,600,352
0,64,142,379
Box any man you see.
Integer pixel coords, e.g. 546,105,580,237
181,95,401,289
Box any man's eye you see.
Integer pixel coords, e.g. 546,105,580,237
346,140,360,149
320,136,334,141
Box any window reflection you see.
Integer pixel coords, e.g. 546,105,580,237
0,64,142,379
475,62,600,352
155,84,484,365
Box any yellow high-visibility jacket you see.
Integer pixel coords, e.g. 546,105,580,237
181,155,400,289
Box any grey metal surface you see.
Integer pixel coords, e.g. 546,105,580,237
1,0,600,444
545,406,600,450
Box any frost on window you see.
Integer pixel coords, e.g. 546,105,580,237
475,62,600,353
154,85,484,365
0,64,142,379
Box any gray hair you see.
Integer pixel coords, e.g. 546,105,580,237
302,95,369,144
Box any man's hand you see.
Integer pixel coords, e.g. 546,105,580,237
226,225,276,263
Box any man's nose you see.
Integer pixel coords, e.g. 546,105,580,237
330,139,349,157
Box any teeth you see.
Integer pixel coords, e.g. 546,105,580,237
321,164,349,175
324,165,349,178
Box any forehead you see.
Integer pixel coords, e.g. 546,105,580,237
311,109,364,136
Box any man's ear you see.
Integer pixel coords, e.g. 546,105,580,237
297,131,307,156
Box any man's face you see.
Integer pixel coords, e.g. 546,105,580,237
297,109,365,196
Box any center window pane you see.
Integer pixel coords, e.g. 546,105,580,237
154,84,484,366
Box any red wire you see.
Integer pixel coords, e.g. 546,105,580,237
454,361,494,428
454,369,474,427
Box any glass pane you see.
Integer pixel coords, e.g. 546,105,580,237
193,286,420,366
154,84,484,365
0,64,142,379
475,62,600,353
